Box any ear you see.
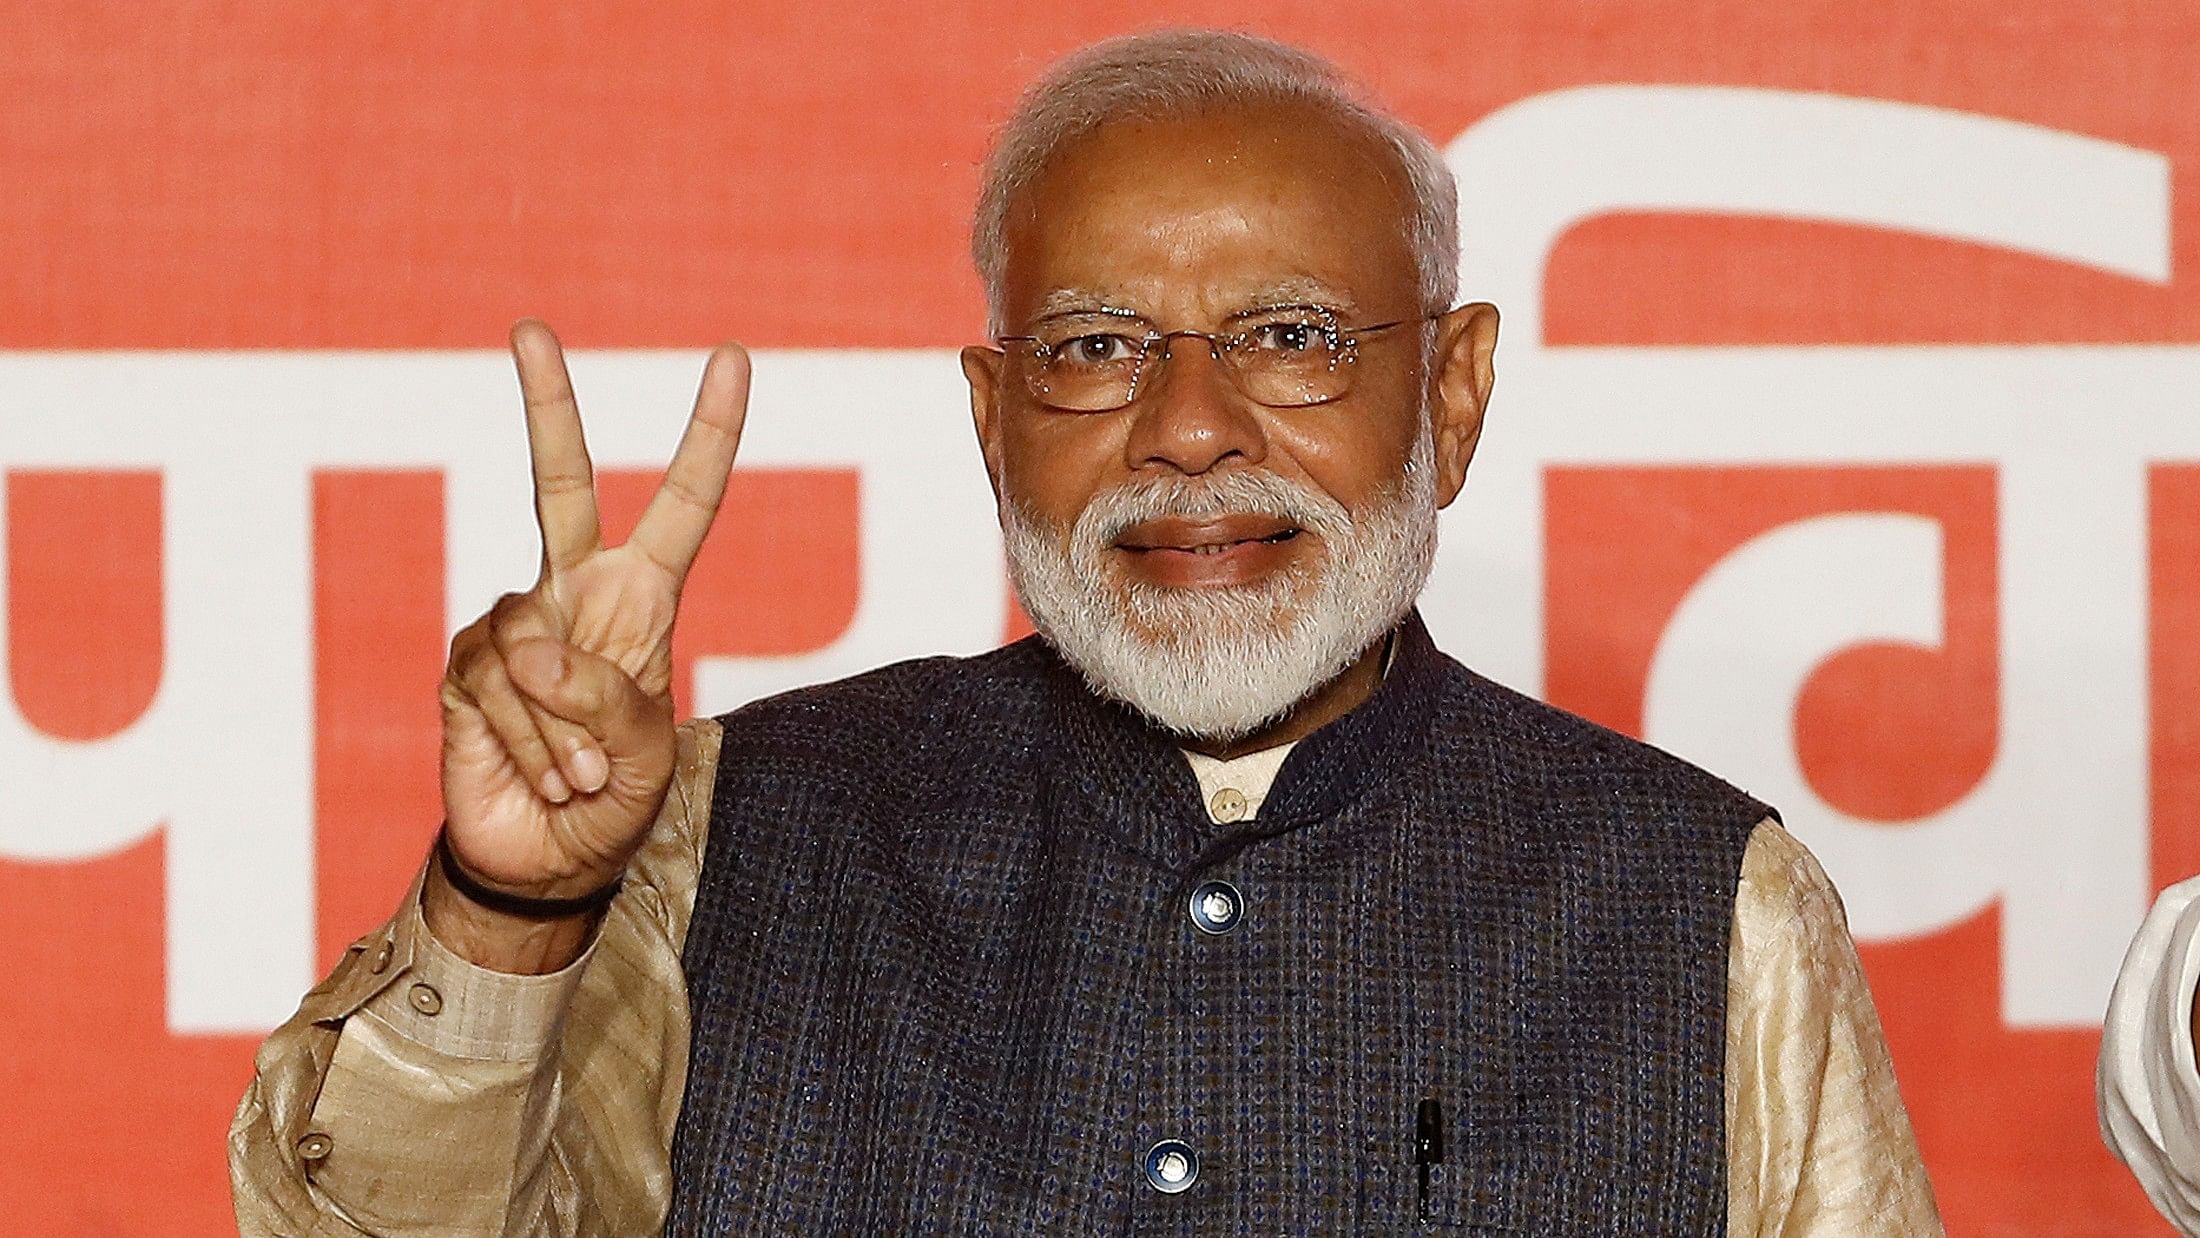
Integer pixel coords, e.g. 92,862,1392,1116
1427,302,1499,509
961,345,1008,503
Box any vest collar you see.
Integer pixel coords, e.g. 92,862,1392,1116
1036,609,1444,867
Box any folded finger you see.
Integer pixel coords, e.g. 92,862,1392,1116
502,639,673,787
448,649,570,804
486,596,605,792
523,697,610,795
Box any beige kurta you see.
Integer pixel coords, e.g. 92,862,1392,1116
231,718,1943,1235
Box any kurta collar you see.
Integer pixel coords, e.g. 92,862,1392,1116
1035,609,1442,866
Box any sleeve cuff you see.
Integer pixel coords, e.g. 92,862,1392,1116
353,899,599,1063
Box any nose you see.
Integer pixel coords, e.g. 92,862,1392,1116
1121,334,1269,477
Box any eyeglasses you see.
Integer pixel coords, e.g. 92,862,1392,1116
995,304,1442,413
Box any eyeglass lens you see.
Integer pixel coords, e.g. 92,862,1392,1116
1020,308,1360,412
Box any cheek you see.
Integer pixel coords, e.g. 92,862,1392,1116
1259,408,1421,511
999,412,1130,525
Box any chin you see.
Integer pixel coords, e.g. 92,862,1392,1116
1000,429,1439,741
1077,596,1370,741
1017,534,1404,742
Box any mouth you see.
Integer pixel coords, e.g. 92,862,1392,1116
1113,515,1304,558
1104,514,1310,589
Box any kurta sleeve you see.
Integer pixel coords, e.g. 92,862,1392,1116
1723,819,1944,1236
2098,875,2200,1234
229,718,721,1237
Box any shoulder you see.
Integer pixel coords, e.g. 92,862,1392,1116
1731,819,1845,942
714,637,1052,742
1427,660,1771,838
705,637,1059,800
1726,820,1877,1035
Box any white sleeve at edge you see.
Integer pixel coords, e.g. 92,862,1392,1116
2100,875,2200,1235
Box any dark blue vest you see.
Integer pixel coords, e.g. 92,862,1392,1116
668,615,1766,1234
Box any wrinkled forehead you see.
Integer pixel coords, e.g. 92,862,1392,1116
998,102,1422,329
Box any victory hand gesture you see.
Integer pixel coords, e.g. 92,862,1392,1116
431,320,747,965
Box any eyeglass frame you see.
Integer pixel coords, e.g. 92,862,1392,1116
991,303,1450,413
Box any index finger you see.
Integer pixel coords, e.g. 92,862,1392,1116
630,341,751,582
511,318,603,575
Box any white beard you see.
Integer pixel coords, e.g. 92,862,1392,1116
1002,426,1439,743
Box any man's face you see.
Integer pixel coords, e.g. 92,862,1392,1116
963,101,1498,737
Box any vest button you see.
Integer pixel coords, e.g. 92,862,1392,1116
1188,880,1244,935
1142,1139,1198,1193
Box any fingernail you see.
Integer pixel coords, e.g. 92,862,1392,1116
571,746,609,793
540,768,572,803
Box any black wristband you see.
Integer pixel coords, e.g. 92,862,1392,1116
434,829,624,921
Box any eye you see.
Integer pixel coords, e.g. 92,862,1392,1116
1051,333,1140,366
1243,319,1336,357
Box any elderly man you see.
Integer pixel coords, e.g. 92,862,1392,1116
232,30,1941,1235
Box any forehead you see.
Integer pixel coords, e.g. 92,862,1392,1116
1000,101,1422,324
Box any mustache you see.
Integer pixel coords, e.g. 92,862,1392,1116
1076,470,1353,547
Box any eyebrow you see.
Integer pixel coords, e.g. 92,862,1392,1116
1032,288,1131,318
1241,279,1360,316
1028,279,1364,323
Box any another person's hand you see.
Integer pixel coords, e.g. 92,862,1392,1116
428,319,748,969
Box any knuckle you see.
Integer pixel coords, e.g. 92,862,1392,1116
488,601,546,648
446,641,487,685
483,704,549,761
658,473,718,514
522,696,572,733
544,717,594,755
615,670,653,715
605,673,655,728
564,668,609,717
457,647,508,693
437,678,474,713
531,469,593,496
447,616,489,662
521,382,576,414
503,727,553,768
501,741,554,780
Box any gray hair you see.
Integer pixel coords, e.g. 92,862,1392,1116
972,30,1460,332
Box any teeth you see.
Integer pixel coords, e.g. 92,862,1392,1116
1179,537,1287,555
1139,531,1299,555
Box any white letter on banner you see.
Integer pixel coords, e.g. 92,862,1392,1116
1441,86,2168,1026
1644,514,2004,933
0,409,312,1034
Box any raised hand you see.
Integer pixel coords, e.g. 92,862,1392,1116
430,320,748,967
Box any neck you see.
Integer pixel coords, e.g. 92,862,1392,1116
1181,634,1389,761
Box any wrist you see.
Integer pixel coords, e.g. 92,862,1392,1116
434,829,625,918
421,840,616,975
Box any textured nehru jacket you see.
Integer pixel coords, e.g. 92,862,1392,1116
667,613,1769,1234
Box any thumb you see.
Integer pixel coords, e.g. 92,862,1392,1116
504,638,673,770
